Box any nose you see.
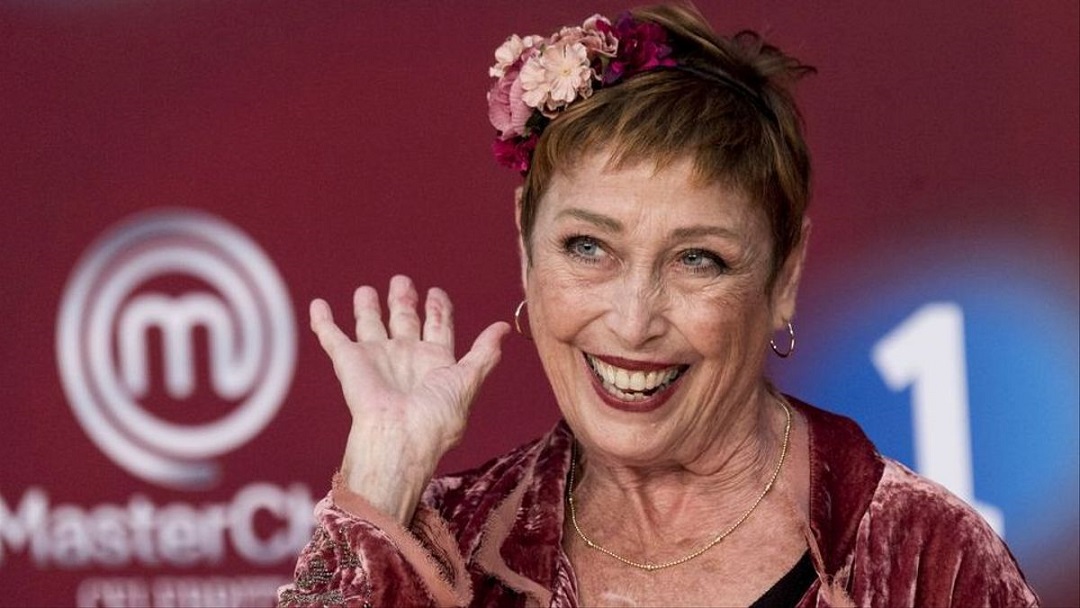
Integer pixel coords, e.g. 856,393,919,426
605,269,668,349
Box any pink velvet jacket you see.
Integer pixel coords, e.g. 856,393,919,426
278,399,1038,607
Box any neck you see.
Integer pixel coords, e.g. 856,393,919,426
578,387,786,490
567,392,791,561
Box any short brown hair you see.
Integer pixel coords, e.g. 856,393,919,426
518,4,814,279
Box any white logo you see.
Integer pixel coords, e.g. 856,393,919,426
56,209,296,489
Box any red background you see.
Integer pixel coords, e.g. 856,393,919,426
2,1,1077,605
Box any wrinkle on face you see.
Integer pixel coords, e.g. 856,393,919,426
522,151,799,481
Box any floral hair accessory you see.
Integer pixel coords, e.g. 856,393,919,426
487,13,676,174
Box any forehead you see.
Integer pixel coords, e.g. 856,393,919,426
540,152,762,229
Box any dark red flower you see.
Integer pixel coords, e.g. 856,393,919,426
492,133,539,174
600,14,676,85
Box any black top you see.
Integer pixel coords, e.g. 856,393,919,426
749,551,817,607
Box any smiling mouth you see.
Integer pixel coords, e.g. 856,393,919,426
585,354,689,402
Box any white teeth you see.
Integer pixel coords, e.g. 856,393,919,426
586,355,684,398
600,360,617,384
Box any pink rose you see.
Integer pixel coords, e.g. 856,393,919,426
580,15,618,58
487,60,532,138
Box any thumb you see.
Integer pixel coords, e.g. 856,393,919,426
457,321,511,384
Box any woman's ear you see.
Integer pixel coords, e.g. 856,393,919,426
514,186,529,292
771,218,811,328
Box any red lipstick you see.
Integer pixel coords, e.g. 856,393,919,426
591,354,681,372
582,354,685,413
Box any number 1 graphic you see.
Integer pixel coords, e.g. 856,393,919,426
872,302,1005,536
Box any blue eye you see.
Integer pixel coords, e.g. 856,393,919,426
564,235,605,260
679,249,726,274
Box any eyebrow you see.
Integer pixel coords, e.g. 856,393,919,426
556,207,742,241
555,208,623,232
671,225,742,240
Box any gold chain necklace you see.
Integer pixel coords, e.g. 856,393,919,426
566,398,792,572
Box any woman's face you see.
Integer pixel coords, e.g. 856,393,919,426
521,152,806,466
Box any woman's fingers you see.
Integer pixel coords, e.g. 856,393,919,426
422,287,454,350
310,298,350,355
387,275,422,340
333,278,462,350
353,285,388,341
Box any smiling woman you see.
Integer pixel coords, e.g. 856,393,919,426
278,4,1037,607
524,154,798,472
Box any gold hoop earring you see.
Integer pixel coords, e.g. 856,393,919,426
770,321,795,358
513,300,532,340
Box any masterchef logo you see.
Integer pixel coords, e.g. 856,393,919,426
55,209,296,489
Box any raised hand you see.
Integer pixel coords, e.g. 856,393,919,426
310,275,510,522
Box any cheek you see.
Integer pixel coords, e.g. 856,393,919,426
526,258,607,341
672,283,771,357
524,262,605,409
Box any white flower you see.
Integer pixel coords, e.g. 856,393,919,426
489,34,544,78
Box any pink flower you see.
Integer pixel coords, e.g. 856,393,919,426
488,13,680,174
519,41,594,113
487,61,532,139
552,16,618,60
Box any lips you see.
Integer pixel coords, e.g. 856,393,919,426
585,353,688,403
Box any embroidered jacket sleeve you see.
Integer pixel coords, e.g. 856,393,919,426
278,428,576,607
277,474,472,607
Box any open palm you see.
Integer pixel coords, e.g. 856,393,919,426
310,275,510,520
